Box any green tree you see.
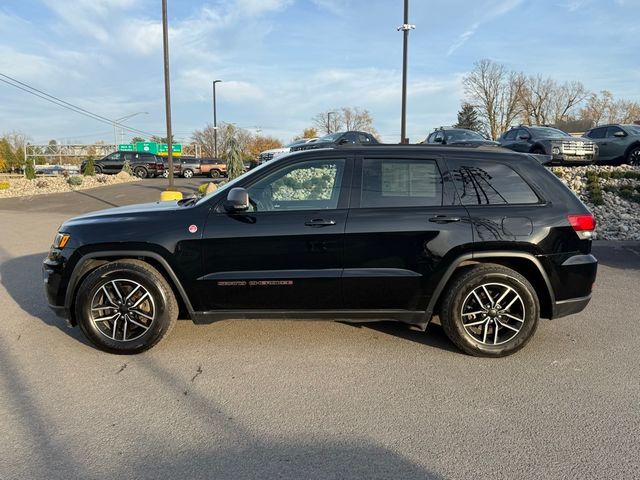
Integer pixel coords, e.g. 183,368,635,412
225,125,245,180
24,161,36,180
84,156,96,176
454,103,484,132
0,138,15,172
131,136,145,144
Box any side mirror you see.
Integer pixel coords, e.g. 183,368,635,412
434,137,443,143
224,187,249,212
519,135,530,140
338,138,349,145
613,131,626,138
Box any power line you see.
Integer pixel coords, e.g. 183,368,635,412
0,72,157,138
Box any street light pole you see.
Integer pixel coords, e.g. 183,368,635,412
161,0,175,190
398,0,415,144
213,80,222,158
327,111,336,134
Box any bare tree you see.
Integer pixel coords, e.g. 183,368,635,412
552,81,588,122
617,100,640,124
2,130,31,163
579,91,615,126
462,59,523,139
313,110,343,134
191,123,216,157
312,107,378,137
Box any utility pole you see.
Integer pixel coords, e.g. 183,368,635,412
161,0,175,190
327,111,336,134
398,0,415,144
213,80,222,158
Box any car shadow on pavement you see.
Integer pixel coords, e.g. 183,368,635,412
0,251,87,345
344,320,460,354
73,189,121,208
592,243,640,270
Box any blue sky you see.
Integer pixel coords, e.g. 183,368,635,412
0,0,638,145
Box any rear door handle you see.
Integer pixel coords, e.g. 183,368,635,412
429,215,461,224
305,219,336,227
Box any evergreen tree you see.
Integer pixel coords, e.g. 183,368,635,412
24,161,36,180
454,103,484,132
84,156,96,176
225,125,245,180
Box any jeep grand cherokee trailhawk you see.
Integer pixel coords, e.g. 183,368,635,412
44,145,597,357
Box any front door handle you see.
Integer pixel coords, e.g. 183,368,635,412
429,215,461,224
305,219,336,227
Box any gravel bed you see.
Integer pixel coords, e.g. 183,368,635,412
0,172,140,199
552,165,640,240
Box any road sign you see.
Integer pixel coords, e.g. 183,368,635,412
135,142,158,154
157,143,182,156
118,144,134,151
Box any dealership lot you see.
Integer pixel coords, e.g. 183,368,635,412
1,181,639,479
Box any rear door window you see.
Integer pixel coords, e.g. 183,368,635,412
503,130,517,141
448,160,540,205
587,127,605,139
359,158,443,208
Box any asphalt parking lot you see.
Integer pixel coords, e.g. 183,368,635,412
1,180,639,479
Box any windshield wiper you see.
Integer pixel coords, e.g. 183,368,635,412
178,195,199,206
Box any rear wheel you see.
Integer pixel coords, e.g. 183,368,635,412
74,260,178,354
627,147,640,166
209,169,221,178
134,167,148,178
440,264,539,357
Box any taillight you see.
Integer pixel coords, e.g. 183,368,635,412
568,213,595,239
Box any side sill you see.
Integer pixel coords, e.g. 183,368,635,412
191,309,428,328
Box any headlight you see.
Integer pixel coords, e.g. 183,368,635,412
53,233,71,249
552,147,560,155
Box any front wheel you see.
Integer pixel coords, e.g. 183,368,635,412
627,147,640,166
182,169,194,179
74,260,178,354
440,264,539,357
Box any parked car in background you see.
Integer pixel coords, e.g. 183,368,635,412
290,131,378,152
498,126,597,165
258,138,318,164
35,165,80,176
159,156,201,178
81,151,164,178
423,127,500,147
199,158,227,178
583,124,640,165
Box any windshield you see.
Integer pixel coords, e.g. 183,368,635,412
285,139,307,148
195,162,272,206
317,132,343,142
446,130,486,142
623,125,640,135
530,127,571,139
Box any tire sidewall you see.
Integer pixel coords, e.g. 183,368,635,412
75,266,172,354
628,147,640,166
447,271,539,357
210,169,220,178
183,169,193,178
134,167,148,178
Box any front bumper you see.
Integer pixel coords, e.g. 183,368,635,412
43,253,72,322
551,153,596,165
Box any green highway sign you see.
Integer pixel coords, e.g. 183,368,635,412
135,142,158,154
157,143,183,156
118,144,134,151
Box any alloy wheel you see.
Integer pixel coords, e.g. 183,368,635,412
629,148,640,166
90,279,156,342
460,282,525,345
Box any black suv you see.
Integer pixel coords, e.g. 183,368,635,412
81,151,164,178
499,126,597,165
44,146,597,357
290,131,378,151
424,127,499,147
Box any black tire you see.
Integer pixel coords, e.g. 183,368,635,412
134,167,148,178
74,259,178,354
209,169,221,178
182,168,194,179
626,146,640,166
94,165,103,174
440,264,539,357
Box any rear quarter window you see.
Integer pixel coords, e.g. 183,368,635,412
448,160,540,205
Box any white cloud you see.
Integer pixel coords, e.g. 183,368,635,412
447,0,523,56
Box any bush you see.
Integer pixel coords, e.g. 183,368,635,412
36,180,49,188
198,183,209,195
24,162,36,180
67,176,83,187
84,157,96,176
585,170,603,206
0,181,10,190
121,160,134,175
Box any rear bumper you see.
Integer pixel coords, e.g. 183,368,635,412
552,295,592,319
